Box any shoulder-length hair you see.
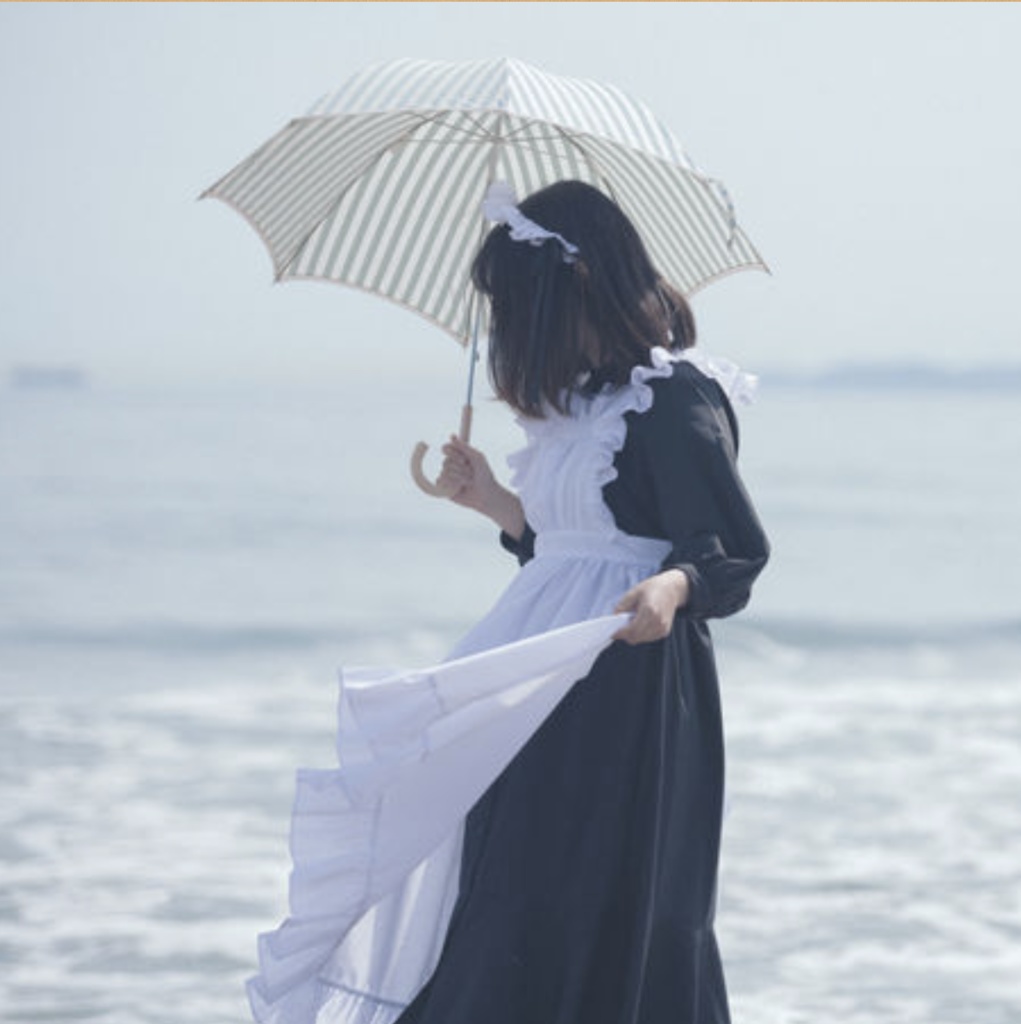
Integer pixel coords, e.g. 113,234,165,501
471,180,696,418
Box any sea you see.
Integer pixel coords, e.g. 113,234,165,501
2,362,1019,1024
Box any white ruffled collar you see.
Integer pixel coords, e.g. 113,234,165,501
520,346,756,434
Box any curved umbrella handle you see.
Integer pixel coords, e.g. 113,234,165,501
410,404,473,498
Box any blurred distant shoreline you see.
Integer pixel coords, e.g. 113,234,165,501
759,362,1021,392
6,361,1021,395
8,365,88,390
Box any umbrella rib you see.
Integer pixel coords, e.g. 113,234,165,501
281,109,515,277
499,120,575,144
547,125,617,200
439,109,505,142
279,112,459,276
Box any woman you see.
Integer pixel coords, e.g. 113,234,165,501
248,181,769,1024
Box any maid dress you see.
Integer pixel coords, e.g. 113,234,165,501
248,345,770,1024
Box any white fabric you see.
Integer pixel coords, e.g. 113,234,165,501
247,348,751,1024
481,180,580,262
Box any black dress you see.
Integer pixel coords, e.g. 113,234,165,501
395,361,770,1024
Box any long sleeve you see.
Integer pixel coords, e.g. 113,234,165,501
617,363,770,620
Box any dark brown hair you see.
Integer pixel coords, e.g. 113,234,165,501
471,180,695,417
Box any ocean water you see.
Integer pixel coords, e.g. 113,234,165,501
1,370,1019,1023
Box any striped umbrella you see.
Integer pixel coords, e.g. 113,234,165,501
203,57,766,491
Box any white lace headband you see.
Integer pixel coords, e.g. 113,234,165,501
481,181,580,263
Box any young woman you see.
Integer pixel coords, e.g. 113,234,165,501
248,181,769,1024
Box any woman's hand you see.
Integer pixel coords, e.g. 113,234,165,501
437,435,500,511
437,436,526,539
613,569,690,644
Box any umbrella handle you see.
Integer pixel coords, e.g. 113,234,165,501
410,404,473,498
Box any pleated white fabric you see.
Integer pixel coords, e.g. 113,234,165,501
203,57,766,344
247,347,754,1024
247,613,631,1024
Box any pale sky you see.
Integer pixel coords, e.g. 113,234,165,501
2,2,1019,389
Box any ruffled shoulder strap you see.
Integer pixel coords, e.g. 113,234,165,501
670,347,758,406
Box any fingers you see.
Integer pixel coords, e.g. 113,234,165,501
445,435,480,462
614,609,660,644
447,435,494,477
442,435,470,458
441,438,476,477
611,583,673,645
612,587,639,642
439,448,470,476
436,461,468,491
440,436,495,509
614,611,670,645
438,453,469,479
612,591,646,644
437,445,471,499
440,436,473,470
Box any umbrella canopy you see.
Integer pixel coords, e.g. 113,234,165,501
203,56,766,346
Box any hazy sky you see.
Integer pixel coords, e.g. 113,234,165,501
2,2,1020,389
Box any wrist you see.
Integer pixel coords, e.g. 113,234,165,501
661,568,690,610
488,488,525,539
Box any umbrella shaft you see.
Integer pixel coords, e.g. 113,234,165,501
459,403,473,444
462,294,483,437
